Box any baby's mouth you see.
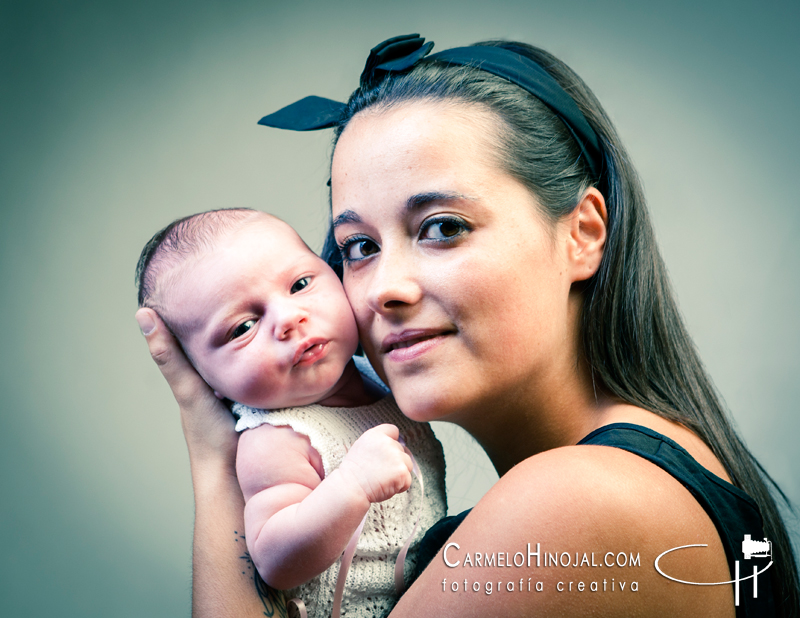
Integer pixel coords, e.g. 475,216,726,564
293,339,329,366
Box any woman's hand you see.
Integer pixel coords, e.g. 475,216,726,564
135,307,237,468
136,307,287,618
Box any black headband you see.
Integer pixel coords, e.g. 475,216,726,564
258,34,602,177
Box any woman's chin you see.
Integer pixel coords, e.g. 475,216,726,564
392,385,459,424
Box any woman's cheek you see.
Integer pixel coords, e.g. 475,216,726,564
338,296,361,356
440,249,545,371
344,276,374,338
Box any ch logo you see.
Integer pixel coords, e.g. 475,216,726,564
654,534,772,607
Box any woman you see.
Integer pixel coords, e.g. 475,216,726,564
135,35,799,616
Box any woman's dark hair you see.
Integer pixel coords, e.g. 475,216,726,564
321,41,799,614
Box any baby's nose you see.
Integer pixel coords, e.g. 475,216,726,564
272,303,308,340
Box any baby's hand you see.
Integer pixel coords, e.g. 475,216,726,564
338,424,413,504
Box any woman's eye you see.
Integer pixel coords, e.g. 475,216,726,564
290,277,311,293
420,217,469,241
340,238,380,262
231,319,256,340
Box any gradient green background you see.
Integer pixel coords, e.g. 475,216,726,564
2,0,798,615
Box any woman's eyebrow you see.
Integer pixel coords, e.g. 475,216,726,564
407,191,471,209
332,210,362,229
333,192,473,229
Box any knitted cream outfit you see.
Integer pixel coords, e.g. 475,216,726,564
232,396,447,618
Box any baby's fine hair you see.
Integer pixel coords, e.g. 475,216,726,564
135,207,262,320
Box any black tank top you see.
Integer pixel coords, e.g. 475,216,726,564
414,423,776,617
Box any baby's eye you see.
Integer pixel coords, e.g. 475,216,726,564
231,319,256,340
341,238,380,262
420,217,469,241
290,277,311,293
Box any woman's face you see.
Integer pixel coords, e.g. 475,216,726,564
331,102,580,424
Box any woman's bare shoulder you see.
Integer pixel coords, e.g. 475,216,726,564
464,445,725,556
393,445,735,617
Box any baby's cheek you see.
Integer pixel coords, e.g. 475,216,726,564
235,363,280,407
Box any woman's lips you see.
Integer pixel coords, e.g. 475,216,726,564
382,330,452,363
294,339,329,366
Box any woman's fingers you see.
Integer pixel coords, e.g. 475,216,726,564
136,307,211,408
136,307,238,463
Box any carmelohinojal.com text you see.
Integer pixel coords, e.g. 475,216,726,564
440,542,641,595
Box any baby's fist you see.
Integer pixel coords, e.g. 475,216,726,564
339,424,413,504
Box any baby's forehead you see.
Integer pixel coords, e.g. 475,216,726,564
227,215,319,262
248,215,313,247
154,212,317,315
171,214,311,272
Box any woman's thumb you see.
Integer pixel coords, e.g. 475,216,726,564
135,307,208,406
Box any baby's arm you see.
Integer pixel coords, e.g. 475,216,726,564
236,423,413,590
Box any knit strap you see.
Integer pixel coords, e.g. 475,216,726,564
394,438,424,595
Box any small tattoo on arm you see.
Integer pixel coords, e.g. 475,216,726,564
236,530,288,618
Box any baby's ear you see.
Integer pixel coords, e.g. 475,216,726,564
213,390,225,400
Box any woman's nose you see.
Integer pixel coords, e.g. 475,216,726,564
271,301,308,340
365,248,423,315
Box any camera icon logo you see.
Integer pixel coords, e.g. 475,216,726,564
655,534,773,607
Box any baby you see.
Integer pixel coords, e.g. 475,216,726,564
136,208,447,618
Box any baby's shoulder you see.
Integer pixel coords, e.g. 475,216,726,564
236,423,324,497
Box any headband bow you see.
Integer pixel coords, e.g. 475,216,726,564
360,33,434,87
258,34,602,176
257,34,433,132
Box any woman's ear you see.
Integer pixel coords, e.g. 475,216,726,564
566,187,607,282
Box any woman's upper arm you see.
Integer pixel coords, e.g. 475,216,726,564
392,446,734,617
136,309,288,617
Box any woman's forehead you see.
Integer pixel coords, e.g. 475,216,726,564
331,101,503,211
338,99,499,153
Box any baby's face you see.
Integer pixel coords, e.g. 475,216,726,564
167,216,359,409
